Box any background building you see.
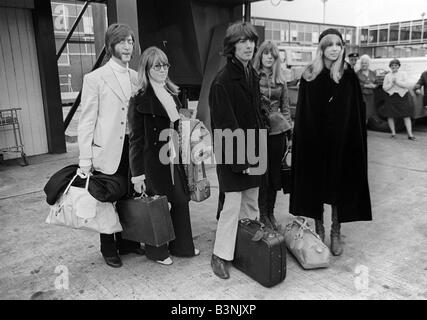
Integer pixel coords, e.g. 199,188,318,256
251,17,358,52
359,18,427,58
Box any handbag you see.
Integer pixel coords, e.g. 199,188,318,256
281,140,292,194
45,172,123,234
188,161,210,202
278,216,330,270
116,194,175,246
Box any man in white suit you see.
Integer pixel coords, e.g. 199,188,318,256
78,23,144,268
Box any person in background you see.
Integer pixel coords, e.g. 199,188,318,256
356,54,377,124
414,69,427,108
209,21,265,280
253,40,292,230
78,23,145,268
289,28,372,257
382,59,416,140
348,52,359,70
128,46,200,266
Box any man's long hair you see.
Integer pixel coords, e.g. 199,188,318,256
105,23,135,58
222,21,259,58
302,34,347,83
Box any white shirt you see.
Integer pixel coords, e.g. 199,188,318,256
108,58,132,134
383,71,409,97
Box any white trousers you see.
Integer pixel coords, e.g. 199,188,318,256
213,187,259,261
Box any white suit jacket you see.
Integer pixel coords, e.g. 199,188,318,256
78,62,138,174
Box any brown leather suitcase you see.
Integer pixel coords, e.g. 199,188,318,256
116,195,175,246
233,218,287,288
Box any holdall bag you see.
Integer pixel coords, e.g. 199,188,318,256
281,140,292,194
233,218,286,288
45,171,123,234
188,161,211,202
116,194,175,246
279,216,330,270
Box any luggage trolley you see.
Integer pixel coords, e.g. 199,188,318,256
0,108,28,166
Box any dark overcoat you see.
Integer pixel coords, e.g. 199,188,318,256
209,57,266,193
289,64,372,223
414,70,427,106
128,84,189,203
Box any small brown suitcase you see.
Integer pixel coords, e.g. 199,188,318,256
233,218,287,288
116,195,175,246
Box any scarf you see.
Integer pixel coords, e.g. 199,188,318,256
150,79,180,122
149,79,179,184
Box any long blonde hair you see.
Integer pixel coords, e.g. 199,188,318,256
253,40,285,85
302,34,347,83
135,46,179,95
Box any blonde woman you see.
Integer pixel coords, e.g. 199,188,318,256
382,59,416,140
356,54,377,123
128,46,199,265
289,29,372,256
253,40,292,229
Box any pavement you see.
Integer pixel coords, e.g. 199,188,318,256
0,126,427,300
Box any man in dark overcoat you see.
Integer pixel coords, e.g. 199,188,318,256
208,21,267,279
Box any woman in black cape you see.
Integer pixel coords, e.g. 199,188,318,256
289,28,372,256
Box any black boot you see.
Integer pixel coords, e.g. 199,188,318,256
267,209,279,230
267,190,279,230
330,206,343,256
315,216,325,243
259,210,274,229
100,233,122,268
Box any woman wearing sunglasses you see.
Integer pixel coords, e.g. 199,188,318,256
128,46,199,265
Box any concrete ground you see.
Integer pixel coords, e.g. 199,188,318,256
0,125,426,300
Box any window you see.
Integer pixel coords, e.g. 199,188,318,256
389,24,399,42
369,29,378,43
58,44,70,66
424,21,427,39
374,47,388,58
360,28,369,44
290,23,297,42
345,29,353,44
281,22,289,42
51,2,94,35
379,29,388,42
273,30,281,41
411,23,422,40
400,24,410,41
312,25,319,44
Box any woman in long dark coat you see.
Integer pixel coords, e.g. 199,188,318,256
128,46,199,265
289,28,372,256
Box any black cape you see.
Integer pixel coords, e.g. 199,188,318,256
289,65,372,223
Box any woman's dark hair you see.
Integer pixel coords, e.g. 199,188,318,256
105,23,135,58
222,21,259,58
389,58,401,67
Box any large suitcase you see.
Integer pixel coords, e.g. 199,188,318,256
116,195,175,246
233,218,287,288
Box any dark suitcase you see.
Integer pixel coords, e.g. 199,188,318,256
116,195,175,246
233,218,287,288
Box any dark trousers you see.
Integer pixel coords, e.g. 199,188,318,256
145,166,195,261
100,135,140,257
258,132,287,215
